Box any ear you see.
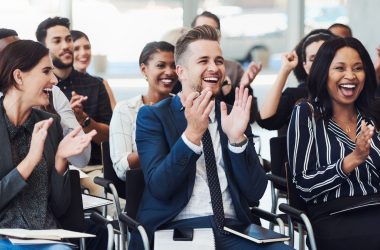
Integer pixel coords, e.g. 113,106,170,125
176,64,185,82
140,63,147,78
13,69,23,86
303,62,310,75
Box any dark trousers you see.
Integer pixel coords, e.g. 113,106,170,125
308,195,380,250
131,216,294,250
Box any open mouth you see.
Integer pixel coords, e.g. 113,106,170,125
203,77,219,85
338,83,357,97
160,78,174,86
43,88,52,97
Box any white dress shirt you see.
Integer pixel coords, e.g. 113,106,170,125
109,95,143,180
52,85,91,167
174,105,247,221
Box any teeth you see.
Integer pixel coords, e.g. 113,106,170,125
340,84,356,89
204,77,218,81
43,88,52,94
161,79,173,83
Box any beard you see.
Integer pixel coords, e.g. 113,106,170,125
52,55,73,69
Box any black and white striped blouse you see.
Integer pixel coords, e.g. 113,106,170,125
287,101,380,204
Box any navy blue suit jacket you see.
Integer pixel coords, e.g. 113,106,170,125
131,95,267,249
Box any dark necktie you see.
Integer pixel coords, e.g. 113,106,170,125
202,128,226,233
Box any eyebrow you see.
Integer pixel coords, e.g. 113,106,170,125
51,34,71,40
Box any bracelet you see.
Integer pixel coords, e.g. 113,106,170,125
229,134,248,147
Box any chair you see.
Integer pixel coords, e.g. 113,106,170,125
119,168,286,250
94,141,127,250
266,136,288,229
278,162,317,250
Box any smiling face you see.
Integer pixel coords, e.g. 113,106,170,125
140,50,177,95
73,36,91,73
17,55,57,107
44,25,73,69
327,46,365,110
177,39,225,96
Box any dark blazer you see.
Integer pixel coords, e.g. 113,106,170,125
0,105,71,222
131,95,267,248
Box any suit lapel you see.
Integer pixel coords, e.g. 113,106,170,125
170,95,187,136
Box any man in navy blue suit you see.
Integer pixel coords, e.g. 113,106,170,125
131,25,292,250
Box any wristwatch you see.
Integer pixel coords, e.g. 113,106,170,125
229,134,248,147
82,116,91,128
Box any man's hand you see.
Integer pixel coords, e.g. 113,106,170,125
239,61,262,87
221,86,252,143
70,91,88,122
182,88,214,145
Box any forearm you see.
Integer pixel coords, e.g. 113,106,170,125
260,68,291,119
83,119,109,144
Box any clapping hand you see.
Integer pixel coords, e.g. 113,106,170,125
70,91,88,122
182,88,214,145
240,61,262,87
27,118,54,166
354,120,374,163
281,51,298,73
221,86,252,143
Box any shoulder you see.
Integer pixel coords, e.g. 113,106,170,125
138,96,173,118
114,95,143,114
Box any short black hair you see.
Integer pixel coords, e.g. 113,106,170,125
191,11,221,30
0,28,18,40
71,30,89,42
328,23,352,37
36,17,70,44
139,41,175,65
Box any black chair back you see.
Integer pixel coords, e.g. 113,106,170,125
125,168,145,219
285,162,308,213
269,135,288,191
58,170,85,232
101,141,126,199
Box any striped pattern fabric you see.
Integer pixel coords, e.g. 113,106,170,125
287,101,380,204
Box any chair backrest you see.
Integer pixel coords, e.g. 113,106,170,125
58,170,85,232
125,168,145,219
285,162,308,212
101,141,126,199
269,136,288,191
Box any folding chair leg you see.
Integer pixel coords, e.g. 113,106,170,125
269,182,278,230
287,215,295,247
80,238,86,250
297,223,304,250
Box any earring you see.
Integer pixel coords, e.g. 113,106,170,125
144,75,148,81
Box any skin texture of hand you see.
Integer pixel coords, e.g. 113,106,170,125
240,61,262,87
342,120,374,174
182,88,214,145
70,91,88,122
221,86,252,143
55,127,97,174
27,118,54,167
281,51,298,73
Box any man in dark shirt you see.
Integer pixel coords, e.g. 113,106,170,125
36,17,112,166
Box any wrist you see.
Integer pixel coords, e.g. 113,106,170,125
55,155,68,175
184,128,202,146
229,134,248,146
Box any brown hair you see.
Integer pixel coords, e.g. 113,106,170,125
174,25,220,65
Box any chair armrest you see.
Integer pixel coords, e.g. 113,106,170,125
94,177,113,192
119,212,141,231
279,203,308,225
267,173,287,188
250,207,279,224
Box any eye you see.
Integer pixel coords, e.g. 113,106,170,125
216,59,224,65
334,66,344,71
73,46,79,51
66,37,72,43
353,65,363,72
156,63,165,69
171,63,176,69
43,69,51,75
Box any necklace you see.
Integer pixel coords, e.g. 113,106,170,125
333,113,356,134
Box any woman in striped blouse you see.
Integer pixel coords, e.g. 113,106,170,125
288,37,380,250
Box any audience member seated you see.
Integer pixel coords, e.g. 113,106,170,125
287,37,380,250
71,30,117,110
0,40,95,249
36,17,113,196
328,22,353,38
110,41,177,180
0,28,91,168
129,25,292,250
257,30,335,135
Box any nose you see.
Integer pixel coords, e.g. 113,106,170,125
207,61,218,72
164,66,175,76
344,69,357,80
51,74,58,85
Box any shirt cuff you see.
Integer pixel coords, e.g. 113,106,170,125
181,133,202,155
228,141,248,153
336,158,349,178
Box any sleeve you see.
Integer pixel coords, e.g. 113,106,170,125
135,106,201,200
52,86,91,167
287,102,348,202
0,168,27,211
109,102,135,181
256,90,295,130
94,81,113,125
227,123,268,203
49,119,71,218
